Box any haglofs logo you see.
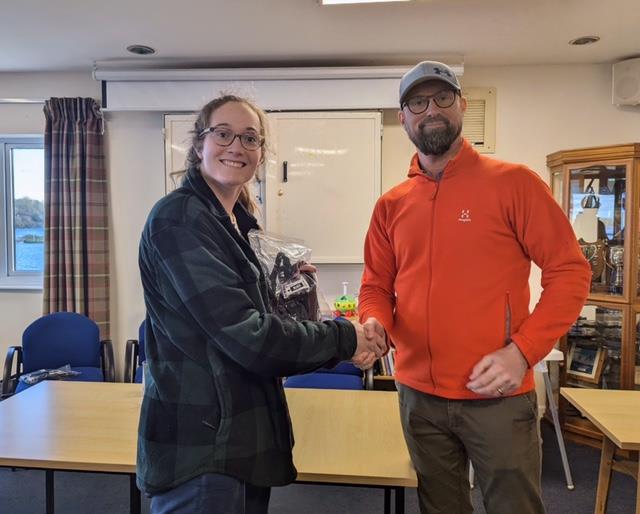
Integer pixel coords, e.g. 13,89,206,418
458,209,471,223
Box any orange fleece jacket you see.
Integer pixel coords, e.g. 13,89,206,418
359,140,591,399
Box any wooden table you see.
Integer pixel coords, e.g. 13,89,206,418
286,388,417,513
0,382,416,514
0,381,141,514
561,388,640,513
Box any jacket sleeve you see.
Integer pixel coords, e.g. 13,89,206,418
507,168,591,366
358,198,396,332
149,224,357,378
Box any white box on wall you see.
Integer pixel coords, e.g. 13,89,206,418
612,58,640,106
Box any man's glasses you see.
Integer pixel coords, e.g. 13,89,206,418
402,90,458,115
199,126,264,151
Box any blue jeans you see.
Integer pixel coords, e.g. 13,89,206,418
150,472,271,514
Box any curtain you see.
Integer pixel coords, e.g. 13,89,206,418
43,98,109,338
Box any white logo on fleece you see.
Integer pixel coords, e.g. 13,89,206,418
458,209,471,223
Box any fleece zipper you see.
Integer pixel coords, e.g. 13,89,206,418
426,179,441,390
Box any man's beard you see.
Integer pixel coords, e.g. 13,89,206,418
408,116,462,156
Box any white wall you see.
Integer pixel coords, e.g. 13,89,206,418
105,111,165,373
0,72,100,368
2,64,640,384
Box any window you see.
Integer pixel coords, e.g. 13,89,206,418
0,136,45,289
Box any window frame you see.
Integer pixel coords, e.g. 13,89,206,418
0,135,45,290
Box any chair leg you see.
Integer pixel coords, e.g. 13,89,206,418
543,370,574,490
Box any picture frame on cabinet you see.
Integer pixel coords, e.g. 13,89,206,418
566,342,607,384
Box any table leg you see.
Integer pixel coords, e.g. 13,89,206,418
395,487,405,514
45,470,54,514
384,487,391,514
130,474,141,514
636,454,639,514
595,437,615,514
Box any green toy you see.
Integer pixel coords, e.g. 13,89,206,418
333,282,358,318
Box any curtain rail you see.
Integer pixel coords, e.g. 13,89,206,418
0,98,45,104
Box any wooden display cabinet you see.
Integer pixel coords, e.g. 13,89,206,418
548,143,640,444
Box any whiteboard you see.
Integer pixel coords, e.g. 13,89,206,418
265,112,381,263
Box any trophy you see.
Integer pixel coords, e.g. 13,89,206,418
608,245,624,294
578,238,606,286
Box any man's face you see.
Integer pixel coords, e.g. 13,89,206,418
398,80,467,156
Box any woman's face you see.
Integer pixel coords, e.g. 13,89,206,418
197,101,263,191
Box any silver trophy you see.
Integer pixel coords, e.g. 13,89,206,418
608,245,624,293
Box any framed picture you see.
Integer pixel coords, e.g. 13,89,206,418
566,342,607,384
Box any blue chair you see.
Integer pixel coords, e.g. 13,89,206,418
284,362,374,390
319,361,363,376
284,371,364,390
1,312,115,399
124,321,146,383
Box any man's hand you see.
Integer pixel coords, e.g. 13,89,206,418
351,351,378,370
466,342,528,397
351,318,387,370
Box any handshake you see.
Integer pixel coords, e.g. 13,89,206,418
349,317,387,370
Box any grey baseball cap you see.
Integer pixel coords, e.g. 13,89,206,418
399,61,461,105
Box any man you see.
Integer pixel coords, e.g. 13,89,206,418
358,61,591,514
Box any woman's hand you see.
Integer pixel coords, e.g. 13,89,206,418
298,263,317,274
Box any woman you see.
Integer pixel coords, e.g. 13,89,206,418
137,95,384,514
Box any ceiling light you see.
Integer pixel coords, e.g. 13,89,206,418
568,36,600,46
321,0,411,4
126,44,156,56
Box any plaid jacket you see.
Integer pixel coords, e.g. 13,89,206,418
137,168,357,494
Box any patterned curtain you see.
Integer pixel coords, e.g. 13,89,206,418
43,98,109,338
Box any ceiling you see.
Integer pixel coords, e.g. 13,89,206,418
2,0,639,72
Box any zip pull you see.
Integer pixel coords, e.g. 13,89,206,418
430,181,441,201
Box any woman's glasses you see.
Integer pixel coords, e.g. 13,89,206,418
199,126,264,151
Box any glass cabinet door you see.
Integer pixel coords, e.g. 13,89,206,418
566,304,624,389
568,164,628,298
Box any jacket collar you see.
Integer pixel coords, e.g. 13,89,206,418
407,138,479,181
183,167,260,236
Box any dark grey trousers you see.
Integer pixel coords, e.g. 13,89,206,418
150,472,271,514
397,383,545,514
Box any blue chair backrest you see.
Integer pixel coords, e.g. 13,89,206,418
138,320,146,365
320,362,362,376
284,373,363,390
22,312,101,373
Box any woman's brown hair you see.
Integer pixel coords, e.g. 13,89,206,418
184,94,268,216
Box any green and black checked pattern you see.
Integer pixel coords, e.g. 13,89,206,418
137,168,356,494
